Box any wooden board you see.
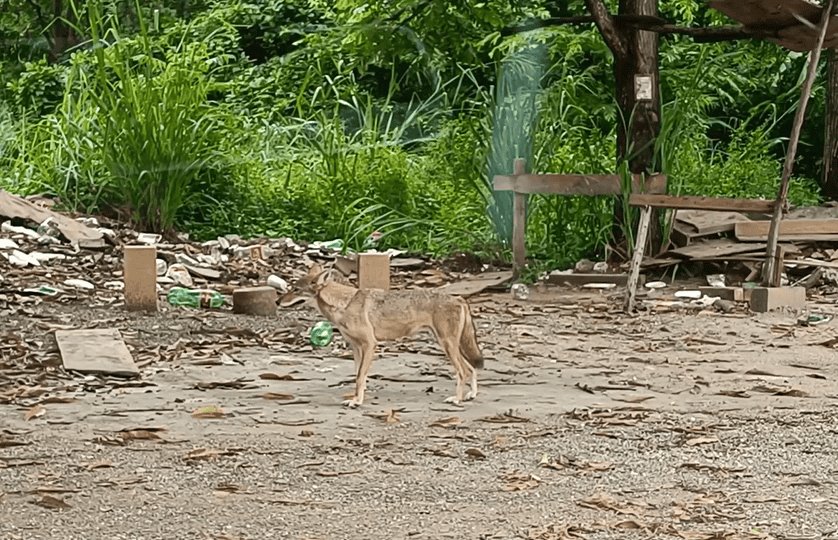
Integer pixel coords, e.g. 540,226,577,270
676,209,749,236
629,194,775,213
0,190,105,248
55,329,138,377
493,173,667,196
668,239,767,259
709,0,838,52
734,219,838,241
437,271,513,297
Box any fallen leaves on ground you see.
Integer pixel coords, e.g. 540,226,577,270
364,408,403,424
191,405,226,419
24,404,45,421
315,469,362,477
118,426,167,442
465,447,487,460
576,492,649,516
429,416,461,428
184,448,238,462
539,454,613,473
684,436,720,447
30,495,71,510
500,470,541,492
260,392,296,401
478,411,531,424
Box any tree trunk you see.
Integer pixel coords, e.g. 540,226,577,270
823,46,838,200
48,0,79,62
613,0,662,254
584,0,662,258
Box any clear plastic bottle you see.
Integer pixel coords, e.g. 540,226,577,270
167,287,225,309
309,321,334,347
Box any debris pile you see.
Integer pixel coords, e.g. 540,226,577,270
642,206,838,288
0,190,511,314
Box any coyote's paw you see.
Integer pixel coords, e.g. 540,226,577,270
444,396,462,406
464,390,477,402
342,398,362,408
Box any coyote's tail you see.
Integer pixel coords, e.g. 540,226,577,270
459,303,484,369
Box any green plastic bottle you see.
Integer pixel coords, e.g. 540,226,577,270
167,287,226,309
309,321,334,347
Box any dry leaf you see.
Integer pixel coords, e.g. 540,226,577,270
465,447,486,460
85,460,114,470
299,429,315,437
0,436,29,448
31,495,70,510
261,392,295,401
191,405,226,419
685,436,719,447
184,448,236,462
259,372,308,381
364,409,403,424
315,469,362,477
24,404,45,421
478,412,531,424
429,416,461,428
501,471,541,492
118,427,166,441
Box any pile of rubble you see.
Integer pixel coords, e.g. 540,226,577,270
641,207,838,288
0,190,487,313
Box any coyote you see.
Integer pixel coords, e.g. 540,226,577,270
279,263,484,408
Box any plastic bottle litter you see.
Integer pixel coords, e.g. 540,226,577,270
309,321,334,347
167,287,225,309
510,283,530,300
156,259,168,276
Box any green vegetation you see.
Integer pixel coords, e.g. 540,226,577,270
0,1,828,271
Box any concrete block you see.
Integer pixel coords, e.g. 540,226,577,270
749,287,806,313
699,287,745,302
124,246,158,312
232,286,277,316
357,253,390,290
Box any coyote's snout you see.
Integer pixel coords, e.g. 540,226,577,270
280,264,484,407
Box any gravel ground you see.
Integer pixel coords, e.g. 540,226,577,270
4,288,838,539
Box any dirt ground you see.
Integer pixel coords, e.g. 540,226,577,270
4,287,838,540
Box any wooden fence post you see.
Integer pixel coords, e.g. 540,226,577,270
512,158,527,278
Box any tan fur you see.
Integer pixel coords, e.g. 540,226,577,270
279,263,485,408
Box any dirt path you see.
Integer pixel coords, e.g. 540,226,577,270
3,290,838,539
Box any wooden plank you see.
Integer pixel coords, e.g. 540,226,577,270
738,233,838,243
735,219,838,240
511,159,527,277
668,239,767,259
493,173,667,195
629,194,775,213
437,271,513,297
624,206,653,313
56,329,138,377
0,189,105,248
676,209,749,236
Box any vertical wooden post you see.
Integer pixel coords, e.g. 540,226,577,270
512,158,527,278
764,0,834,286
624,205,652,313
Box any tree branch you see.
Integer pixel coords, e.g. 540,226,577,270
584,0,628,59
502,14,773,44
